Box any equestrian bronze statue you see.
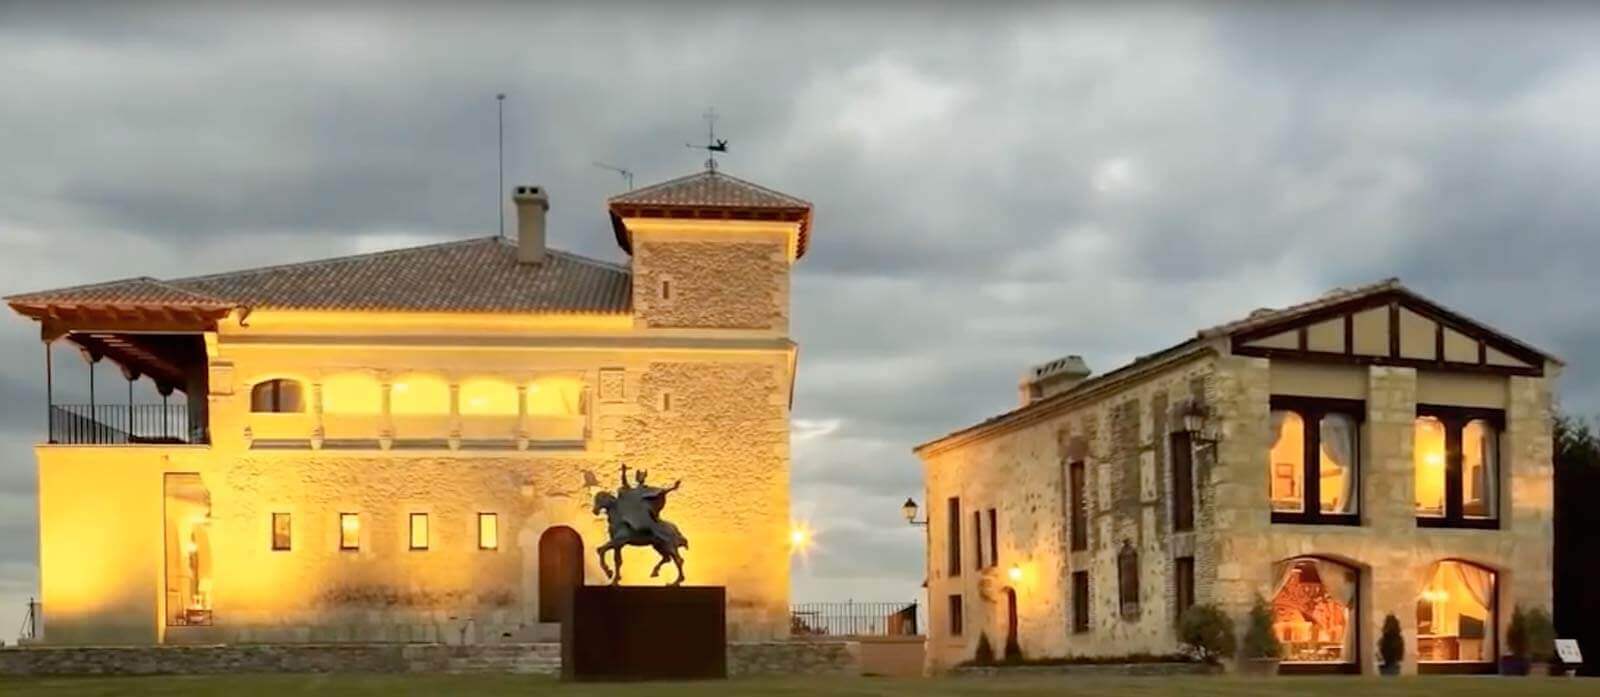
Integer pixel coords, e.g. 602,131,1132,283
592,463,689,585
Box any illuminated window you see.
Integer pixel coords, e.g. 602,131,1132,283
1418,560,1497,665
250,379,303,413
1415,407,1502,527
1272,557,1358,666
527,375,585,417
409,513,429,551
1270,397,1362,524
339,513,360,551
271,513,291,551
323,373,382,414
478,513,499,550
390,374,450,415
460,378,519,416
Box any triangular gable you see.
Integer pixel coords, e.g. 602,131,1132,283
1229,287,1549,376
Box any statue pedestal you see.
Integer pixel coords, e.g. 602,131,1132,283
562,585,726,681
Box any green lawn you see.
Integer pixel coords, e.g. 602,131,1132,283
0,675,1594,697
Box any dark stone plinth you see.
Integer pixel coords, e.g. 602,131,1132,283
562,585,726,681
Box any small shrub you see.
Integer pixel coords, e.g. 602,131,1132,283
1524,607,1556,662
973,633,996,666
1004,634,1024,664
1240,596,1282,659
1378,613,1405,667
1178,604,1237,663
1508,606,1530,659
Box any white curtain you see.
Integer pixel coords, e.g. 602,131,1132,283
1320,414,1357,514
1465,421,1498,517
1271,559,1296,602
1316,559,1357,660
1451,562,1494,615
1270,410,1288,449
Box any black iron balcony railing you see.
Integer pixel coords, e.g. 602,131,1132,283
48,404,203,445
790,601,920,637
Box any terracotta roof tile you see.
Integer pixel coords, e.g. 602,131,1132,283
607,170,813,257
8,237,632,315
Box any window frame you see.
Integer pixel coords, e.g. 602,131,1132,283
1417,559,1500,673
1171,431,1195,532
1415,405,1504,530
478,512,499,550
271,512,291,551
987,508,998,569
338,513,360,551
947,594,964,636
972,510,983,573
409,512,429,551
250,378,304,414
1116,541,1140,620
946,497,962,576
1269,395,1365,526
1174,556,1195,626
1068,461,1088,551
1071,571,1090,633
1275,555,1363,675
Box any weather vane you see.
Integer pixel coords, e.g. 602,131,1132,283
686,107,727,172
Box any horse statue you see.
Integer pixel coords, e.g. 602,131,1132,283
591,463,689,586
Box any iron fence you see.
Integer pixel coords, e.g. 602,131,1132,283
790,600,919,637
49,404,201,445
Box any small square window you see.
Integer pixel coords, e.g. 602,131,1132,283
339,513,360,551
660,279,671,300
409,513,429,551
271,512,291,551
478,513,499,550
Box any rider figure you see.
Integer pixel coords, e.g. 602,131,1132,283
616,463,680,543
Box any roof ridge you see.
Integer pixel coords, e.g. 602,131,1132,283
168,235,497,287
5,275,158,301
488,237,630,274
609,169,811,207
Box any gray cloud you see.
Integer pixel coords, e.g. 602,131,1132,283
3,2,1600,616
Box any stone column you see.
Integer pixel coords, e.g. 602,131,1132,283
1365,366,1418,675
515,382,529,451
379,374,394,451
1505,373,1554,613
310,381,324,450
1204,356,1270,622
448,382,462,451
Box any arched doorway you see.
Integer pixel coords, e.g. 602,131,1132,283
539,526,584,623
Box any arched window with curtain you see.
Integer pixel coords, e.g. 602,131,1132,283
1271,557,1358,670
250,379,303,413
1418,560,1497,668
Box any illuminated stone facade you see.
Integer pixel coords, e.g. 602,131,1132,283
916,281,1557,675
12,170,812,646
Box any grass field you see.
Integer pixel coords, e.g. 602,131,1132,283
0,674,1595,696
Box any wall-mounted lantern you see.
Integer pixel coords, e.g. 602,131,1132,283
902,497,927,527
1179,400,1220,447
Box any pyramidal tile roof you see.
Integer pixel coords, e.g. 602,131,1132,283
607,169,813,257
7,237,632,315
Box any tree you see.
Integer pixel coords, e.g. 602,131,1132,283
1554,413,1600,675
1378,613,1405,669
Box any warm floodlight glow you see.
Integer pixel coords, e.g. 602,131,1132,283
789,524,811,553
1008,565,1024,583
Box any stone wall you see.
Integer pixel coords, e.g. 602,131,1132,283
920,351,1217,672
0,641,860,678
633,239,788,331
0,643,562,676
726,641,860,677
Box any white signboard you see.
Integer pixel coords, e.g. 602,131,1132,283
1555,638,1583,665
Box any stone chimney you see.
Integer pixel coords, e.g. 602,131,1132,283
513,185,550,264
1018,354,1091,406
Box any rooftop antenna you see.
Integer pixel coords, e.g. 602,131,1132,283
686,107,727,173
592,161,635,191
496,93,506,239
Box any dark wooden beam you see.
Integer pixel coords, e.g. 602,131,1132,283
1232,344,1542,377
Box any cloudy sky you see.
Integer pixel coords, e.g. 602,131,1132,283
3,1,1600,626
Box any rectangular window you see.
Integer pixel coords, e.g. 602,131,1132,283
987,508,998,568
409,513,429,550
972,510,983,572
1175,556,1195,624
1072,571,1090,633
339,513,360,551
1069,461,1087,551
271,512,291,551
1171,432,1195,532
478,512,499,550
946,497,962,576
948,594,964,636
1269,396,1363,525
1415,405,1503,528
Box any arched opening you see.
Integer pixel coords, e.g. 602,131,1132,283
390,373,450,440
1003,587,1020,662
250,379,303,413
1272,556,1358,671
1418,560,1497,671
461,377,519,441
539,526,584,624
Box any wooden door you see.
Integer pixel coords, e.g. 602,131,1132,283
539,526,584,623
